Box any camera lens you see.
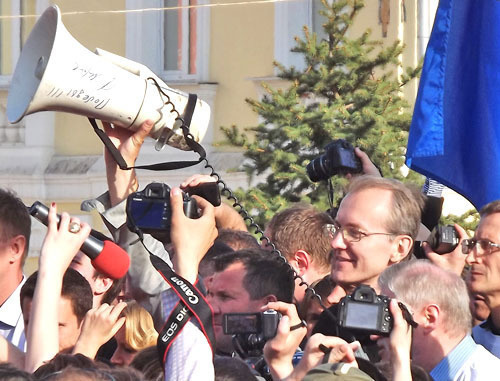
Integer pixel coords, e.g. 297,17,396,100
306,155,330,182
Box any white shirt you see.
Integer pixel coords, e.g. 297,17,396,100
161,288,214,381
0,277,26,351
430,335,500,381
472,318,500,358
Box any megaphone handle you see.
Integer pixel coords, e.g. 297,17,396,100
88,116,207,172
88,118,130,170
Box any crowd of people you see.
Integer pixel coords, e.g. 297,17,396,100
1,119,500,380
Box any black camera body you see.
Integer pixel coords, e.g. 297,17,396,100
223,310,280,341
414,224,459,259
223,310,281,358
126,182,199,242
337,285,392,336
306,139,362,182
427,224,459,254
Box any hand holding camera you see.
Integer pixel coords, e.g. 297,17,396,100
170,187,218,284
259,302,306,380
421,223,468,276
337,285,418,336
306,139,362,182
372,299,413,381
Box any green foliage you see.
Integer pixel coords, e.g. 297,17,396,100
221,0,422,226
440,209,480,235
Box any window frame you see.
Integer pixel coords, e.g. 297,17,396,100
126,0,209,83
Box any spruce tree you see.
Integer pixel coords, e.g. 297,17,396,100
221,0,422,225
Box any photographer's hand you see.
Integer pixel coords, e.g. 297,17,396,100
423,223,468,276
181,174,247,231
262,302,307,380
170,187,218,283
372,299,412,381
352,147,381,177
286,334,359,381
103,120,153,206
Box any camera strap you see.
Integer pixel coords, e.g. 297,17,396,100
88,93,207,172
149,253,216,364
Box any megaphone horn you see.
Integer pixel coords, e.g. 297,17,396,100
7,5,210,151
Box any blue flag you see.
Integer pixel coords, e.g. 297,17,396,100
406,0,500,210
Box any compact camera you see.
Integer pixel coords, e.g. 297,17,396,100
223,310,280,340
126,182,199,242
306,139,362,182
337,285,392,336
414,224,459,259
223,310,281,357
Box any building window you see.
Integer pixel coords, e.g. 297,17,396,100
163,0,197,77
0,0,41,78
126,0,208,82
274,0,328,72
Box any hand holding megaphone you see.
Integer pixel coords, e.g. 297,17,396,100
29,201,130,280
7,5,210,151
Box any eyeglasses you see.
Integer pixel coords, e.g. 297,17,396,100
461,239,500,255
325,222,395,243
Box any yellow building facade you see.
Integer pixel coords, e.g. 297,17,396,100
0,0,439,273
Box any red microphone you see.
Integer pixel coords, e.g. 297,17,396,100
28,201,130,279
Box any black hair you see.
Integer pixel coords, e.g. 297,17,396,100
216,229,260,251
0,188,31,264
100,275,125,305
213,249,294,303
20,268,93,324
0,362,33,381
214,356,257,381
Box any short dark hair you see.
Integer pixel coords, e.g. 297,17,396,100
21,268,93,324
100,274,124,305
214,249,294,303
32,354,144,381
214,356,256,381
479,200,500,217
216,229,260,251
0,362,33,381
199,240,234,279
130,346,164,380
0,189,31,265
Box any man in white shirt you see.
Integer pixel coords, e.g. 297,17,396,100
379,260,500,380
464,200,500,358
0,188,31,351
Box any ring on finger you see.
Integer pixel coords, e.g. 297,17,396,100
68,221,81,234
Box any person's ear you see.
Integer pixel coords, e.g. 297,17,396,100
261,294,277,306
94,275,114,295
389,235,413,263
291,250,311,276
8,235,26,264
422,304,440,332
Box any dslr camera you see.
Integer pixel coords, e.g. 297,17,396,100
337,285,392,336
223,310,281,356
126,182,200,242
306,139,362,182
414,224,459,259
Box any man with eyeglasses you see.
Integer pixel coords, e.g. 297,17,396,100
310,176,422,362
463,200,500,358
326,175,422,298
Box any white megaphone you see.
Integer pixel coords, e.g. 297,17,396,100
7,5,210,151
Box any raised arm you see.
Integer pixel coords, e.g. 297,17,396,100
103,120,153,207
161,188,218,380
25,205,90,372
